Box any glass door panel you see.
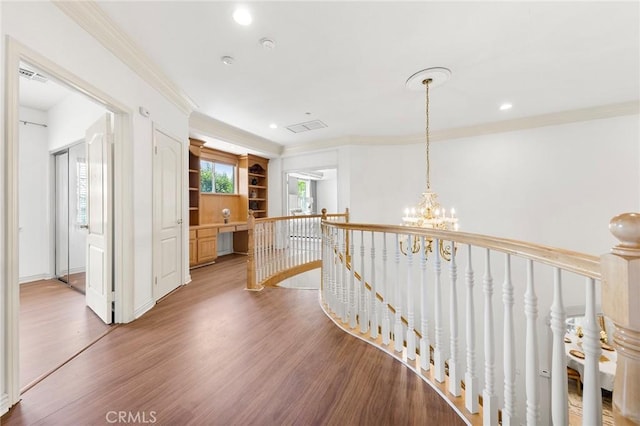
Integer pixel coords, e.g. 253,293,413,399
55,152,69,283
68,143,87,293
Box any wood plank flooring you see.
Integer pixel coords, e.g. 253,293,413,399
3,255,464,425
18,279,111,390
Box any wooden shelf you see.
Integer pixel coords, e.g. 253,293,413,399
189,207,198,211
249,185,267,189
189,169,198,173
248,172,266,178
249,198,266,201
189,187,198,191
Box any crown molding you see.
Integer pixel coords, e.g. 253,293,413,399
281,101,640,156
53,0,198,115
189,112,283,157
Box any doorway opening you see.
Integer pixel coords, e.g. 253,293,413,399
17,64,114,392
5,38,133,407
285,169,338,215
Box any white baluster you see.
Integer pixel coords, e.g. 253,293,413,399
360,231,368,333
550,267,568,425
582,277,603,425
465,245,479,413
394,233,403,352
339,228,347,322
329,226,336,313
525,259,540,425
502,254,515,425
407,234,416,360
434,239,445,382
370,232,378,339
349,229,357,329
483,248,498,426
420,235,431,371
449,242,461,396
382,233,391,345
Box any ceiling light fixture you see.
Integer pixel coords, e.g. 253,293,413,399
269,123,278,129
500,103,513,111
401,67,458,259
233,8,252,26
260,38,276,49
221,56,235,65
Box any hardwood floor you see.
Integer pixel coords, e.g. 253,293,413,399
18,279,111,390
3,255,464,425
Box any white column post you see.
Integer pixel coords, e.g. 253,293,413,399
448,242,460,396
502,254,515,425
601,212,640,425
465,244,479,413
420,235,431,371
482,248,497,426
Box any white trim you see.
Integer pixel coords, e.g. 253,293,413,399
52,1,197,116
190,111,283,157
282,101,640,156
19,273,53,284
4,37,135,409
133,298,155,319
0,393,9,417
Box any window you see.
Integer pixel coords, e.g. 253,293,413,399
200,160,235,194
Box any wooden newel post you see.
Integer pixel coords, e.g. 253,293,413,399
601,212,640,425
321,208,327,221
246,210,261,291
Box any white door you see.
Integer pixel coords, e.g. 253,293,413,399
85,114,113,324
153,128,183,300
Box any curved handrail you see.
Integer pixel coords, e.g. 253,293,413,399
323,221,600,279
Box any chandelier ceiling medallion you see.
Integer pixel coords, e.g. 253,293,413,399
401,67,458,259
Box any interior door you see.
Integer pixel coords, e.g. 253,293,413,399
85,114,113,324
153,128,183,300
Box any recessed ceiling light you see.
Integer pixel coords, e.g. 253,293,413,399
500,103,513,111
221,56,234,65
260,38,276,49
233,8,252,26
269,123,278,129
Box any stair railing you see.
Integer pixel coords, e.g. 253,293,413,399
321,213,639,426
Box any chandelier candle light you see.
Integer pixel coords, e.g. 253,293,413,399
402,67,459,232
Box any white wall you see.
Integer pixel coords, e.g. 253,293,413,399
346,114,639,255
18,107,50,282
2,1,190,320
48,91,106,151
316,168,338,213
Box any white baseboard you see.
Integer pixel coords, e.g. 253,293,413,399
134,298,155,319
1,393,9,416
19,273,52,284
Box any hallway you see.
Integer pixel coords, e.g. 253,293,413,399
3,255,463,425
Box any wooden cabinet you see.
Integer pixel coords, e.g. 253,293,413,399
188,139,204,227
239,154,269,219
196,228,217,265
188,142,268,267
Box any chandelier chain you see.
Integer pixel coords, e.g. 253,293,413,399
424,78,431,191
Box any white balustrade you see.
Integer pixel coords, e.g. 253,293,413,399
280,212,620,426
448,242,460,396
394,234,403,352
434,239,445,382
370,232,378,339
420,235,431,371
550,267,568,425
502,254,515,425
525,259,540,425
464,245,479,413
483,249,498,426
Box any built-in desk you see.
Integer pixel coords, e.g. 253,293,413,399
189,222,249,268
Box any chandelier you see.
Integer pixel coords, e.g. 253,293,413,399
401,68,458,258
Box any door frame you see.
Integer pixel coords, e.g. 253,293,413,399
151,124,185,302
3,37,135,407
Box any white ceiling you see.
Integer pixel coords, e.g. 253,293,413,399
97,1,639,147
19,72,71,112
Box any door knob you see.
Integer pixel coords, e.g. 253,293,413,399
177,219,183,225
80,224,89,229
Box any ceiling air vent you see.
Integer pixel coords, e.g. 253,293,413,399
18,67,48,83
286,120,328,133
